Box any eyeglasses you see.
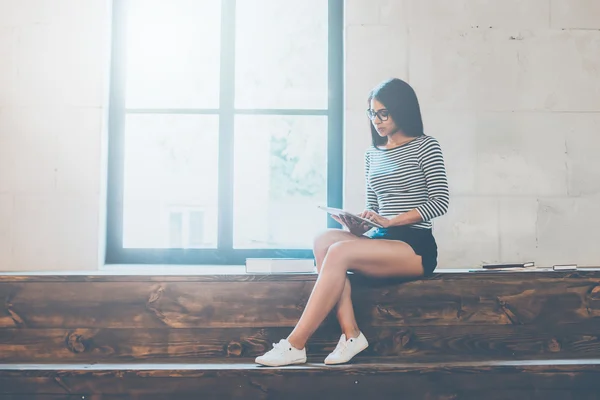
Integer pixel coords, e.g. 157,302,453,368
366,108,390,121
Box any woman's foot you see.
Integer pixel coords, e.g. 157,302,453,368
324,332,369,365
255,339,307,367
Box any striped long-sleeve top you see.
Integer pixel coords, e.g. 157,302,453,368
365,135,450,229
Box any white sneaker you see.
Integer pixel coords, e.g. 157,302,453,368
324,332,369,365
255,339,307,367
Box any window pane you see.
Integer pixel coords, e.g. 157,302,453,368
123,115,219,248
125,0,221,109
169,212,183,248
189,211,205,247
233,115,328,249
235,0,328,109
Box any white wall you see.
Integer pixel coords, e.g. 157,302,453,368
344,0,600,268
0,0,111,270
0,0,599,270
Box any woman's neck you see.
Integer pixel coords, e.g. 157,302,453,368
383,132,414,148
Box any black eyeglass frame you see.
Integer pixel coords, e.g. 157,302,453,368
366,108,389,121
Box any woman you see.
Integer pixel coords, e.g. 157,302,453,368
255,78,450,367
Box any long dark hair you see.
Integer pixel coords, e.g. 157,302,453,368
368,78,424,148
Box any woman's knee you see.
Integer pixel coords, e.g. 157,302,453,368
326,240,355,260
313,229,352,271
320,240,355,270
313,229,344,255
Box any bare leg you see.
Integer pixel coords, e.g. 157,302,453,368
313,229,361,339
288,239,424,350
336,279,360,339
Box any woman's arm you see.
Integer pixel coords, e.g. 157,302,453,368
362,208,423,228
413,136,450,222
387,209,424,227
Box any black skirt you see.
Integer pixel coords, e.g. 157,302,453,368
365,226,438,276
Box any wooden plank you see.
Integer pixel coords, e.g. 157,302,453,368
0,376,257,398
1,276,599,329
0,396,262,400
1,324,600,363
1,361,600,397
452,390,600,400
0,397,109,400
3,391,600,400
353,277,600,326
0,396,248,400
0,271,317,283
0,270,599,282
0,281,315,329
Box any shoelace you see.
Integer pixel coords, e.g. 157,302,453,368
332,338,348,355
267,339,291,355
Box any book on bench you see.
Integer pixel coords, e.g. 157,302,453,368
482,262,535,269
245,258,316,274
469,262,540,272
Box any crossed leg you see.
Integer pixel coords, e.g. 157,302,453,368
287,229,425,350
310,229,361,339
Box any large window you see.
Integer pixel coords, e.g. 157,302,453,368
106,0,343,264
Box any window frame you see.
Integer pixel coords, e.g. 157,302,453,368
105,0,344,265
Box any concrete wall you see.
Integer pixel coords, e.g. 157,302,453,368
0,0,111,270
344,0,600,268
0,0,599,270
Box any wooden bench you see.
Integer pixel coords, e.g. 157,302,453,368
2,360,600,399
1,269,600,398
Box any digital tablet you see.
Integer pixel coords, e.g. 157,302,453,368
318,206,383,228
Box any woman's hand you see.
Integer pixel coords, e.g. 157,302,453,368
360,210,391,228
332,214,371,236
